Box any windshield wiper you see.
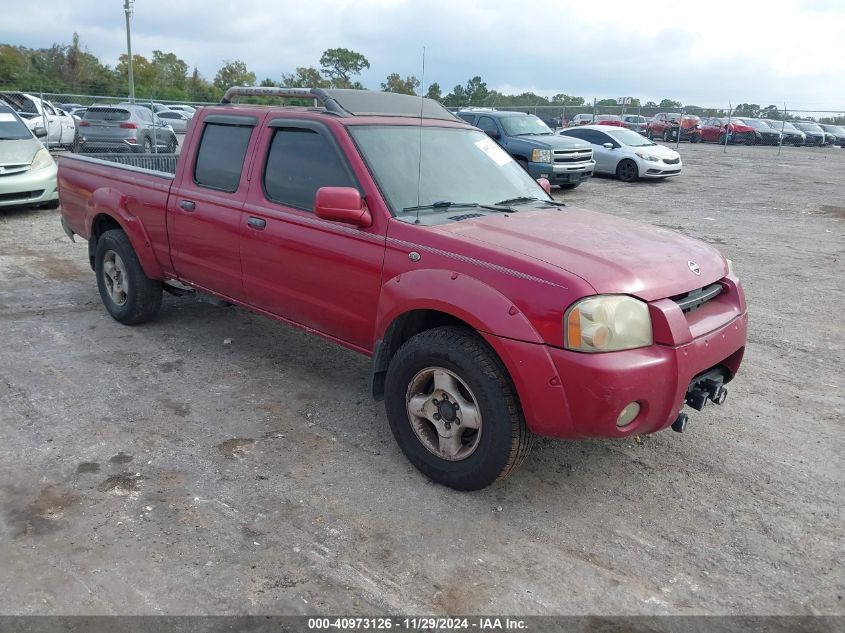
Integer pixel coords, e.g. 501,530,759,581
494,196,566,207
513,132,551,136
401,201,509,214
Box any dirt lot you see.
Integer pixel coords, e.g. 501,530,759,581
0,142,842,616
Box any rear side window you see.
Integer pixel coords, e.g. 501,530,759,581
263,128,354,211
84,108,130,122
194,123,253,192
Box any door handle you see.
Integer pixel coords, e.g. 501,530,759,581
247,217,266,230
179,200,195,211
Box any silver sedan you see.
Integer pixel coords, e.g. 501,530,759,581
559,125,682,182
155,109,191,134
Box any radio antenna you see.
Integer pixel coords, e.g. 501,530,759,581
414,46,426,225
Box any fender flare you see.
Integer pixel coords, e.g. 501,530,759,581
375,268,545,346
85,187,163,279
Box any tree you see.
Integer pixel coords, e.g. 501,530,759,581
281,66,329,89
425,82,442,101
596,98,618,107
733,103,761,118
213,59,255,91
464,76,488,106
659,98,683,109
381,73,419,95
150,50,188,97
443,84,467,107
319,48,369,88
551,93,585,106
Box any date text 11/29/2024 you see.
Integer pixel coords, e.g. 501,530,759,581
308,617,527,630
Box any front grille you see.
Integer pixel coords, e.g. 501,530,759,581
663,157,680,165
554,150,592,163
0,189,43,202
671,283,722,314
0,164,30,177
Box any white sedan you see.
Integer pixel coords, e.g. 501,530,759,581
559,125,682,182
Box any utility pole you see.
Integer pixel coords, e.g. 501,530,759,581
124,0,135,103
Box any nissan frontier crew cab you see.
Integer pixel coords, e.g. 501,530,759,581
58,87,747,491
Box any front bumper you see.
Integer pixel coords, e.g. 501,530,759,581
484,276,747,439
640,157,683,178
0,163,58,208
530,160,595,185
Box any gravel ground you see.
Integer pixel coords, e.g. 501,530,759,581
0,141,842,616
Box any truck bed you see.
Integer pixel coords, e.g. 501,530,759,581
66,153,179,178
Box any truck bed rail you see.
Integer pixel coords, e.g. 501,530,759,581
62,153,178,178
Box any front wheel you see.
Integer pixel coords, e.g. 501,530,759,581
616,158,639,182
646,129,654,140
559,182,580,190
95,229,163,324
384,326,533,490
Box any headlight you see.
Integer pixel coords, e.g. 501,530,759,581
531,148,552,163
634,151,661,162
565,295,653,352
30,148,55,171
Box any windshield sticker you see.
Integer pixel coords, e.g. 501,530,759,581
0,113,17,122
474,137,512,167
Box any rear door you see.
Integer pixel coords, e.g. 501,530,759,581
167,113,261,300
240,119,386,349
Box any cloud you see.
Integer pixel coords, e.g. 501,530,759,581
3,0,844,108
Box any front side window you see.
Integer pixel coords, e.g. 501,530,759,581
194,123,253,192
476,116,498,135
263,127,355,211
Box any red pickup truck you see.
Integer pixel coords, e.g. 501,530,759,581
58,87,747,490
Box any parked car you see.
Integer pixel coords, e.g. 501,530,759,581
156,109,191,134
763,120,806,146
647,113,701,142
734,118,782,145
457,108,594,189
621,114,648,134
593,114,625,127
0,103,58,209
0,91,78,150
57,86,746,490
699,117,755,144
790,121,826,146
568,113,594,126
819,124,845,147
561,125,682,182
79,104,178,153
118,101,169,114
165,104,196,116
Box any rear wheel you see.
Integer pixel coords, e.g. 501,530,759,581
384,326,533,490
616,158,639,182
745,134,756,146
166,136,177,153
95,229,162,325
663,129,672,142
646,129,654,140
718,133,727,145
141,136,153,153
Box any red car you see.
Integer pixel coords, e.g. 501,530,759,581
699,117,755,144
58,87,747,490
593,114,626,127
647,112,702,142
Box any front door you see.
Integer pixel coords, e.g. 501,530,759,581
240,120,386,350
168,114,261,300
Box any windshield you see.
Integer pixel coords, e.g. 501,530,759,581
737,119,768,130
624,116,646,123
596,115,621,121
821,124,845,133
0,110,32,140
349,126,550,220
500,115,553,136
607,128,656,147
793,122,823,133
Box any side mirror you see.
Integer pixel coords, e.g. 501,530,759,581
33,126,48,138
314,187,371,228
485,129,500,140
536,178,551,195
602,142,614,149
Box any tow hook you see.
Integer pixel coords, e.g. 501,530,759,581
671,413,688,433
685,379,728,411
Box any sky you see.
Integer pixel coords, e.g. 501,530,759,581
3,0,845,109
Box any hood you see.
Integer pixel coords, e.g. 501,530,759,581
640,143,680,160
436,207,727,301
523,134,591,151
0,138,41,166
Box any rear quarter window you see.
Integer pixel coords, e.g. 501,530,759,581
194,123,253,192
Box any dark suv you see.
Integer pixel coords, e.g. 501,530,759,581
457,109,594,189
79,104,178,153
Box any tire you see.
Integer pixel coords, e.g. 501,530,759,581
94,229,163,325
663,129,671,142
690,134,700,143
40,199,60,210
384,326,534,490
718,133,727,145
646,129,653,140
559,182,580,190
166,136,177,153
745,134,756,146
141,136,153,153
616,158,639,183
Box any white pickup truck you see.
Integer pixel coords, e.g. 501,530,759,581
0,92,78,150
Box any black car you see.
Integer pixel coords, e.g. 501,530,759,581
791,121,826,146
819,124,845,147
736,118,782,145
764,120,806,146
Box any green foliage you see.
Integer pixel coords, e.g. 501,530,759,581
319,48,370,88
381,73,420,95
552,93,585,106
659,98,683,109
281,66,329,89
425,82,442,101
213,59,256,91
